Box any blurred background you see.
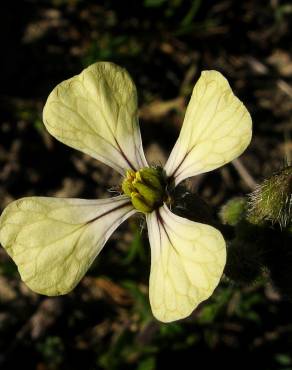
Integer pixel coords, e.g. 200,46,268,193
1,0,292,369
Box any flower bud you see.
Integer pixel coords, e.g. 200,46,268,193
248,166,292,228
219,197,247,226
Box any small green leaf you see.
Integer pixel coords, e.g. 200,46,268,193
137,357,156,370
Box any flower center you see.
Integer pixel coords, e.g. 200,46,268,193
121,167,166,213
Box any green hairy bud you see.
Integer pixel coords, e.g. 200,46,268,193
248,166,292,228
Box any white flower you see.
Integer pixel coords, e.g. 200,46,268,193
0,62,252,322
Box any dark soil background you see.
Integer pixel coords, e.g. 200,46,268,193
1,1,292,369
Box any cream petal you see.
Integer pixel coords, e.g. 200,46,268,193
146,204,226,323
0,195,135,295
43,62,148,175
164,71,252,185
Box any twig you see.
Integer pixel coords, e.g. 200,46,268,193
232,158,258,191
284,130,292,165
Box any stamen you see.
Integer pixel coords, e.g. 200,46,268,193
121,167,166,213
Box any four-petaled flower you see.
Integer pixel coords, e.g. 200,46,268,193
0,62,252,322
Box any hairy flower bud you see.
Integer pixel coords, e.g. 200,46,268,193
248,166,292,228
